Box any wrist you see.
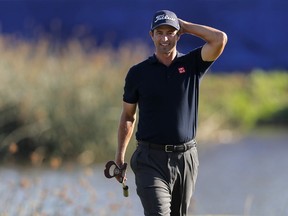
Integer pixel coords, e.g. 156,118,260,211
115,152,125,164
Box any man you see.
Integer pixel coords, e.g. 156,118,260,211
115,10,227,216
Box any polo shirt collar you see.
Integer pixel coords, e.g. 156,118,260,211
148,52,184,64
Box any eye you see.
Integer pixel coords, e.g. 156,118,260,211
169,31,176,36
155,32,164,38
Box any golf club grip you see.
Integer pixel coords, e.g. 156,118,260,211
123,184,129,197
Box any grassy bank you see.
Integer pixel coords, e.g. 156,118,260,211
0,36,287,165
198,71,288,142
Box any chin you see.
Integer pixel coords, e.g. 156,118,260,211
162,49,173,55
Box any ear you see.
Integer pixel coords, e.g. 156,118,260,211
149,30,153,38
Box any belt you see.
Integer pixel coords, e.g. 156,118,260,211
138,139,196,153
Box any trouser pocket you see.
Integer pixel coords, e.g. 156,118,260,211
130,146,143,172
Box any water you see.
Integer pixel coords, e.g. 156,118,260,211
0,131,287,216
193,130,288,216
0,165,143,216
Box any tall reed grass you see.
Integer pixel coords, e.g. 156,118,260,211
0,35,287,164
0,35,150,164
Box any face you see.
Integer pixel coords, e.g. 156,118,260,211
150,25,179,55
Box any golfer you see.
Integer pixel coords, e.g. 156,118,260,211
115,10,227,216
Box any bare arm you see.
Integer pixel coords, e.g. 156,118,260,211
178,19,228,61
115,102,137,167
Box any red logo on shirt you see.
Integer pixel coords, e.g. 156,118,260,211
178,67,186,74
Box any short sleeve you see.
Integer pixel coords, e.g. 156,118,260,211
189,47,214,78
123,66,139,104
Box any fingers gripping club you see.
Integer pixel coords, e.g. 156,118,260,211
104,161,129,197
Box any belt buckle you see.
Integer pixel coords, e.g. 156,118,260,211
165,145,174,152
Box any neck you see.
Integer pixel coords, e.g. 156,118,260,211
155,50,177,66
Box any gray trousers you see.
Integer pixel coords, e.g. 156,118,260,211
130,142,199,216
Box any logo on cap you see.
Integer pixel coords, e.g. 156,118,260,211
154,14,176,24
151,10,180,31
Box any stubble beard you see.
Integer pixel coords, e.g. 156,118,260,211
157,44,174,56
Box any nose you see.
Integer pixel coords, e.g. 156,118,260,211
162,35,169,41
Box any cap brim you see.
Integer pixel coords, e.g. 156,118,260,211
151,23,180,31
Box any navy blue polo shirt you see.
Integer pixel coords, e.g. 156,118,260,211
123,47,213,145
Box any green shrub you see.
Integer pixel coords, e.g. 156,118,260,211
199,70,288,132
